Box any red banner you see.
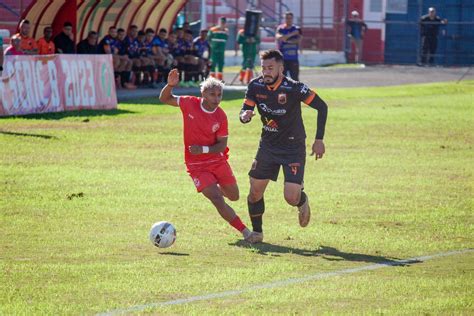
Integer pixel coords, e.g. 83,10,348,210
0,54,117,116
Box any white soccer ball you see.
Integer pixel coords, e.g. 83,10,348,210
149,221,176,248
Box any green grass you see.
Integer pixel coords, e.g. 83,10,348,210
1,81,473,314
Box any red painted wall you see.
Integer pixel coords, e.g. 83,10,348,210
51,0,77,41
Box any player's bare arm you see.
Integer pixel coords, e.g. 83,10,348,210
159,68,179,106
189,136,228,155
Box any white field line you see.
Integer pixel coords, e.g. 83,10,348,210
97,248,473,315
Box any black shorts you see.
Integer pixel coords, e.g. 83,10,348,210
248,144,306,184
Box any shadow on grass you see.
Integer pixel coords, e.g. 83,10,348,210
230,241,417,266
0,108,135,120
0,130,58,139
159,252,189,256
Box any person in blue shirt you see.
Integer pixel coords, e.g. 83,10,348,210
193,29,211,80
152,28,175,84
99,26,136,89
347,10,368,64
136,30,156,86
276,12,302,81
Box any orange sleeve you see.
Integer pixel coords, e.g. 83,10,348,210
244,98,256,107
303,90,317,105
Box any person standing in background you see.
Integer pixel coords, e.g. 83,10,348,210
276,12,302,81
347,10,368,64
420,7,447,65
237,27,260,85
207,17,229,81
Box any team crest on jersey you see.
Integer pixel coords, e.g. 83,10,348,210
278,93,287,104
212,123,220,132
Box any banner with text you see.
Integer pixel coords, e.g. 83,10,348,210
0,54,117,116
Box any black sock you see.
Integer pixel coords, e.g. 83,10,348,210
121,71,130,86
248,198,265,233
297,191,307,207
183,64,191,82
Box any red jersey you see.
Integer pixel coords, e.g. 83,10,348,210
178,95,229,165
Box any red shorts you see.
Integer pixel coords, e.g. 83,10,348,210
186,159,236,192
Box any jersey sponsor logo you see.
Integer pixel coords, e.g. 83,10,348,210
278,93,287,104
259,103,286,115
300,84,309,95
264,117,278,132
256,93,268,99
188,114,194,119
212,123,220,132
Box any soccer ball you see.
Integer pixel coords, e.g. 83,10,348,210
149,221,176,248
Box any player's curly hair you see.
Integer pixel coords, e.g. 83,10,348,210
200,77,225,93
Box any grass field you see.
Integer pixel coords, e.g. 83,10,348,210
1,81,473,314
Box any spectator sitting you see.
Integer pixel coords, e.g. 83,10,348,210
170,29,187,83
137,30,155,87
192,29,211,81
117,28,136,89
143,28,159,87
99,26,124,87
123,25,141,85
54,22,75,54
182,29,199,87
152,28,174,84
0,33,3,74
4,35,24,55
77,31,99,54
37,26,55,55
15,19,38,55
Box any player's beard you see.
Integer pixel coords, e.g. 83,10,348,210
263,75,278,86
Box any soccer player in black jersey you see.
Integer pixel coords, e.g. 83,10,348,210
240,49,328,243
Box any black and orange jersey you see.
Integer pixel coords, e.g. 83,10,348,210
243,75,322,149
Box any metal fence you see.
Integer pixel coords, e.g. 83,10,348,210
180,0,474,66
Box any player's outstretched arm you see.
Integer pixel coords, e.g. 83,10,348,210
159,68,179,107
307,94,328,160
189,136,228,155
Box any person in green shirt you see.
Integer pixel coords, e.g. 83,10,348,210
237,28,260,84
207,17,228,81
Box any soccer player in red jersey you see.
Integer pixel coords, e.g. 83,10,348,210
159,68,257,242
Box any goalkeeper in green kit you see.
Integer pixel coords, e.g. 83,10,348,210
237,28,260,84
207,17,228,81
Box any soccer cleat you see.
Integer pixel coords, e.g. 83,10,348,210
245,231,263,244
298,197,311,227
